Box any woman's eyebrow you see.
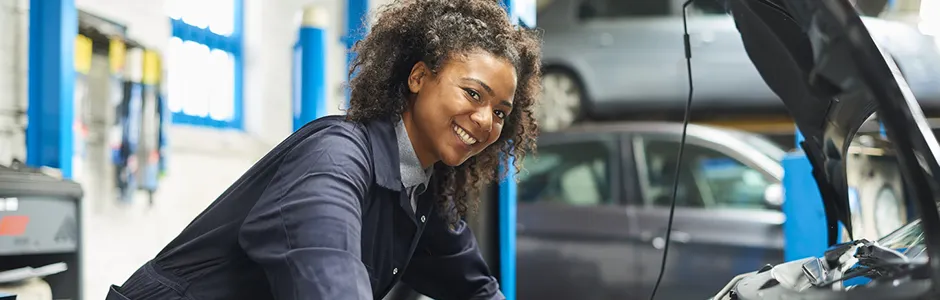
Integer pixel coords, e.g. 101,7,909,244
460,77,494,97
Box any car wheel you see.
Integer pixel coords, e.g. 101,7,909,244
538,70,583,132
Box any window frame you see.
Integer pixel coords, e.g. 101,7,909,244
632,133,778,210
167,0,245,130
517,132,622,207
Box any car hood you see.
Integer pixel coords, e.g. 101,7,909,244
724,0,940,247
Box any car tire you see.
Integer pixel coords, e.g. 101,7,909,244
538,69,584,132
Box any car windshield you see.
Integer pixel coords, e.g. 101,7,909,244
878,218,928,260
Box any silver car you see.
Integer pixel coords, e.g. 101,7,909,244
536,0,940,131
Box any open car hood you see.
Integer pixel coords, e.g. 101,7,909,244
724,0,940,251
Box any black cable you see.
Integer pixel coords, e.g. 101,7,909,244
648,1,695,299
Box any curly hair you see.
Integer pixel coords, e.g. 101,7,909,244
345,0,542,224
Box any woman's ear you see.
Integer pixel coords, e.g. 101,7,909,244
408,61,429,94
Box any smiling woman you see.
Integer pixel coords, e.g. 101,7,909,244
105,1,541,300
346,0,542,224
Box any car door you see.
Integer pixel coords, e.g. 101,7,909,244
627,132,784,300
574,0,685,105
515,131,639,300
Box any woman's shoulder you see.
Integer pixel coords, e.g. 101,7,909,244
304,115,367,133
278,116,377,183
293,115,372,154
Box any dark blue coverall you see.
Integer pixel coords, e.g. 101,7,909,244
106,115,504,300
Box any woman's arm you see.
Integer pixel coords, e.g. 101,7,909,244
239,124,375,300
402,209,504,300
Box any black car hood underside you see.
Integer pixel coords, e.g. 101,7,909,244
722,0,940,288
724,0,900,244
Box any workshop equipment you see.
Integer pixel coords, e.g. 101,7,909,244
0,163,83,300
136,50,166,204
0,277,53,300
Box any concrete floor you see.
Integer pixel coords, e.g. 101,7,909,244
83,190,218,300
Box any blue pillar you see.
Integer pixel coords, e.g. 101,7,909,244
499,1,535,299
343,0,368,106
781,151,829,261
293,6,329,131
27,0,77,178
783,128,833,261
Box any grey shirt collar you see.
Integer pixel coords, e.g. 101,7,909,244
396,119,433,193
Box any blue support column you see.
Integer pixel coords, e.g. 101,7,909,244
781,151,828,261
27,0,77,178
499,1,535,299
343,0,368,106
782,128,833,261
293,7,329,131
497,157,518,299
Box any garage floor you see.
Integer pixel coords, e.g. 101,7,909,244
83,191,214,300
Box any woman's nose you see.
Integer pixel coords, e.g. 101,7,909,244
470,109,493,132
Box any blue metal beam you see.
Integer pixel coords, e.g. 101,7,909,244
27,0,77,178
293,8,329,131
499,1,535,299
781,150,828,261
343,0,368,106
783,128,837,261
497,156,517,299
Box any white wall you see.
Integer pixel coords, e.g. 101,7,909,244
0,0,368,202
0,0,28,166
0,0,396,164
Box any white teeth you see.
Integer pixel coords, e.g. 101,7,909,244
453,125,478,145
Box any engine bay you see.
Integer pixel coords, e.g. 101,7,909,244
713,220,934,299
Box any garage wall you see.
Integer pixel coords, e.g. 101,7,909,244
0,0,372,205
63,0,340,217
0,0,28,167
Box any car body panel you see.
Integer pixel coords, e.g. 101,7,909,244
713,0,940,297
538,0,940,121
626,128,784,299
515,122,786,300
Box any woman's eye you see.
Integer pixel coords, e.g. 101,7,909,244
494,110,506,120
464,88,481,101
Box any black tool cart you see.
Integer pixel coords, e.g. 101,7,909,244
0,162,84,300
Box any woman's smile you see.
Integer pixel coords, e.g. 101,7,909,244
453,123,479,146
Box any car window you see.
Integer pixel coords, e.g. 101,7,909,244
518,139,613,206
637,137,773,210
578,0,671,19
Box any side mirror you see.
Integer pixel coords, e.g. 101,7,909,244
764,183,784,209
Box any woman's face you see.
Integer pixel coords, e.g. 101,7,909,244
405,50,517,167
